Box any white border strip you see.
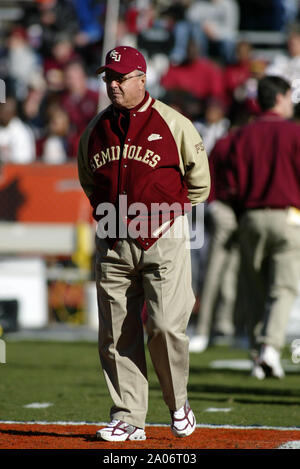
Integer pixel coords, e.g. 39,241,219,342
0,421,300,432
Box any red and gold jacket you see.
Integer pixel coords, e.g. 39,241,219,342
77,92,210,249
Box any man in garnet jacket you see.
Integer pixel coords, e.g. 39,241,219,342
229,75,300,380
77,46,210,442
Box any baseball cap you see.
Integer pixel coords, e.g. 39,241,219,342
96,46,147,75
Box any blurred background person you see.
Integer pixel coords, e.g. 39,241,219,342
160,38,225,114
157,1,205,66
0,96,36,164
5,25,42,101
266,22,300,79
266,22,300,115
69,0,106,76
194,97,230,155
24,0,80,59
42,33,81,93
229,75,300,379
41,104,73,164
189,127,241,352
229,57,267,126
186,0,240,64
59,59,99,155
21,72,49,144
224,41,254,107
71,0,105,48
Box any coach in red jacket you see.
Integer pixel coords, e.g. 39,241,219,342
229,75,300,380
77,46,210,441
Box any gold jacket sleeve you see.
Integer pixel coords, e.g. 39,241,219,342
152,100,211,206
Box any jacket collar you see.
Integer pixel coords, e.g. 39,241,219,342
256,110,286,122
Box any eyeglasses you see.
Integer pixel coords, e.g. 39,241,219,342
102,73,145,84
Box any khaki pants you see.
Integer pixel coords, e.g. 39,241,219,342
195,201,239,336
238,209,300,352
95,216,195,429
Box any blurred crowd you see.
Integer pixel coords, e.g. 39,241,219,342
1,0,300,165
1,0,300,366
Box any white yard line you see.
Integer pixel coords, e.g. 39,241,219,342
23,403,53,409
204,408,232,413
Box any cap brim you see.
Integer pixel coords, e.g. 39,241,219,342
96,65,106,74
96,63,137,75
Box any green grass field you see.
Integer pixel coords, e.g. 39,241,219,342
1,339,300,427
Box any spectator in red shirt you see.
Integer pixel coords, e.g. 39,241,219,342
59,59,99,153
43,33,80,92
227,52,267,126
224,41,253,100
160,39,225,105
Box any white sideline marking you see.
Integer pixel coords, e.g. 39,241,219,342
277,440,300,449
23,403,53,409
1,421,300,432
204,408,232,413
210,359,252,370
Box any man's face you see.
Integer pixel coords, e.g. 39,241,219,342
103,69,146,109
64,63,86,92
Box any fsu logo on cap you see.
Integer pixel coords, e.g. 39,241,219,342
109,50,121,62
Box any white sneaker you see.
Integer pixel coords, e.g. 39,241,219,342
259,345,285,379
170,400,196,438
96,419,146,441
189,334,209,353
251,363,266,380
